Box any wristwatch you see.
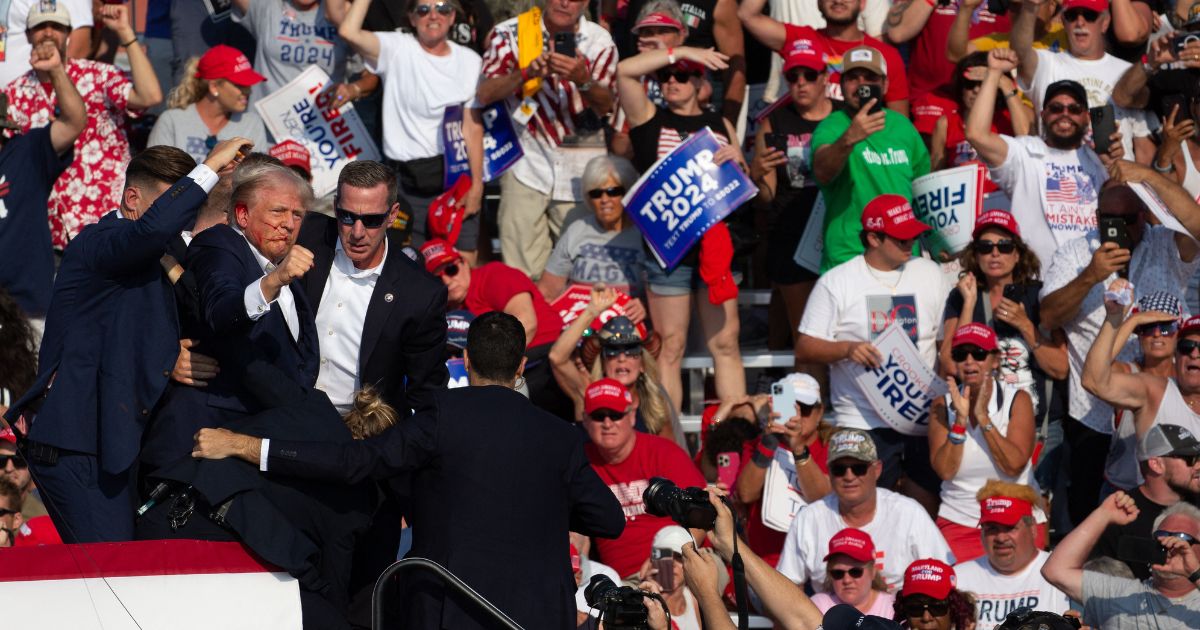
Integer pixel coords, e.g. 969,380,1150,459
1154,161,1177,174
979,421,995,433
1188,567,1200,584
793,445,811,464
577,79,594,92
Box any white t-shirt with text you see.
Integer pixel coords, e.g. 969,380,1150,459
955,551,1069,630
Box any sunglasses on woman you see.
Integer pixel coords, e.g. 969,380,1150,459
656,69,701,84
974,239,1015,255
413,1,454,16
830,462,870,478
335,208,390,229
828,567,865,580
1046,102,1087,116
951,346,990,362
785,68,821,84
902,600,951,618
588,186,626,199
1135,321,1179,337
602,345,641,359
1177,339,1200,356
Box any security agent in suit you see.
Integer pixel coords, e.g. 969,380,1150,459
194,311,627,630
142,161,321,474
4,139,253,543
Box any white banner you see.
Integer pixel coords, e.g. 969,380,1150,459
911,164,985,258
255,66,382,197
851,323,948,436
1129,182,1195,239
762,447,807,532
793,193,826,274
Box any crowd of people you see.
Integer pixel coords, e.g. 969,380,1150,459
0,0,1199,628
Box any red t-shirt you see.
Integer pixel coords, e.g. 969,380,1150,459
465,262,564,348
781,25,909,105
586,432,707,578
907,2,1011,100
13,515,63,547
740,436,829,567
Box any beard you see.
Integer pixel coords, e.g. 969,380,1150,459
1044,122,1087,149
823,11,858,26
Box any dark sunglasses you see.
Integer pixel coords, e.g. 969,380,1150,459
335,208,390,229
1164,454,1200,467
1155,529,1200,544
786,68,821,84
962,78,983,91
0,454,26,469
588,186,626,199
1046,102,1087,116
436,263,462,278
0,508,19,517
952,346,991,362
602,345,642,359
656,69,701,84
830,462,870,478
1177,339,1200,356
413,1,454,16
1063,7,1100,22
828,567,865,580
1135,321,1179,337
588,409,626,422
974,239,1016,255
798,402,818,415
903,600,951,618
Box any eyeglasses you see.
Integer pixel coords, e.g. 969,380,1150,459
1046,102,1087,116
0,454,26,469
588,409,626,422
656,69,701,84
1165,454,1200,467
436,263,462,278
0,508,18,517
786,68,821,84
1154,529,1200,544
602,345,642,359
588,186,626,199
830,462,870,478
951,346,991,362
1135,321,1179,337
413,1,454,16
974,239,1016,255
828,567,866,580
1063,7,1100,22
902,600,951,618
335,208,390,229
1177,339,1200,356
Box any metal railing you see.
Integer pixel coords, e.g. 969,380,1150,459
371,557,524,630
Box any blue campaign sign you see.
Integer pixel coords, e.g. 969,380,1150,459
446,357,469,389
622,128,757,271
442,102,525,190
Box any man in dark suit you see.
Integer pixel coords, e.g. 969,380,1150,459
5,139,252,543
194,311,626,630
142,161,321,474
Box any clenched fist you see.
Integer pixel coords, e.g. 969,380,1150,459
272,244,315,285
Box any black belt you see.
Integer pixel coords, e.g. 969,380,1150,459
23,440,59,466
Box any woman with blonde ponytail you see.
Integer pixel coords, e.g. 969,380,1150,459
148,46,269,165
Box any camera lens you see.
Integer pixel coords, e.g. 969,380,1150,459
584,574,618,607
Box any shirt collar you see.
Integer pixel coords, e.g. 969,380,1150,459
333,237,386,280
232,223,278,274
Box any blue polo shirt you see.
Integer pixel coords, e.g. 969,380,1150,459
0,127,72,317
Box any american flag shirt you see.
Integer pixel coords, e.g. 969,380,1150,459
480,16,617,197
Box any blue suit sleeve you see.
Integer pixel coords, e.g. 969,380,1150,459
567,439,625,539
188,231,258,334
402,281,450,414
266,408,439,483
75,179,207,277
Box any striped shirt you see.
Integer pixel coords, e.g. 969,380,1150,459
481,16,617,196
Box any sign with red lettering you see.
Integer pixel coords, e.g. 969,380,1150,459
550,283,647,339
255,66,382,197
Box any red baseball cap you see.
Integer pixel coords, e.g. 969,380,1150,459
861,194,930,240
269,140,311,176
1181,315,1200,337
633,12,684,32
783,47,826,74
584,378,633,415
197,45,266,87
1062,0,1108,12
0,427,15,444
420,239,462,274
428,175,472,245
903,559,956,601
978,495,1034,527
972,210,1021,240
671,59,706,75
952,322,997,352
823,528,876,563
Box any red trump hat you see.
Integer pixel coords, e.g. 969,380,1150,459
197,45,265,87
420,239,461,274
584,378,633,415
903,559,956,601
972,209,1021,239
861,194,929,241
823,528,876,563
979,495,1034,527
951,322,998,352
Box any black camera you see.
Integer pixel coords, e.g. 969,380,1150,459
584,575,651,629
642,477,717,529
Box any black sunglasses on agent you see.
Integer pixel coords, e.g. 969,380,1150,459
335,208,390,229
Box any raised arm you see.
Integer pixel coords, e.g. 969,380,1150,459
1011,0,1042,87
965,49,1018,167
548,288,618,409
335,0,381,63
884,0,935,45
35,41,84,155
946,0,984,62
1109,0,1153,47
618,47,729,128
101,4,162,110
713,0,746,122
1080,281,1155,410
736,0,788,51
1042,490,1140,602
1107,159,1200,262
812,105,885,185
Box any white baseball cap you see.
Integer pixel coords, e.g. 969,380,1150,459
27,1,71,30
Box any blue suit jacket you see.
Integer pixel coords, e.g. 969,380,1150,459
8,179,208,474
141,224,319,471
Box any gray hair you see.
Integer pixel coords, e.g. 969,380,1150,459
1153,501,1200,531
1083,556,1136,579
231,162,314,211
635,0,687,32
581,155,639,194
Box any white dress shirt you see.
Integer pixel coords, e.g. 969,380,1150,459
315,239,386,413
237,225,300,341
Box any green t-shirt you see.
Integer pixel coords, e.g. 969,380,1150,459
811,110,931,272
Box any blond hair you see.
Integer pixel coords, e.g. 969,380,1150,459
166,56,209,110
590,348,671,436
342,385,398,439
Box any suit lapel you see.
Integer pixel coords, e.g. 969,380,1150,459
359,255,404,374
304,222,338,310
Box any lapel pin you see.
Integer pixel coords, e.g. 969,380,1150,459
384,293,394,303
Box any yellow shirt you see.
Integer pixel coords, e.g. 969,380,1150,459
971,22,1069,53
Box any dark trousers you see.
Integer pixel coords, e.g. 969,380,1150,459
1064,416,1110,527
30,449,136,543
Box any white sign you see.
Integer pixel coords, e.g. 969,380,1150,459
255,66,381,197
851,323,948,436
793,193,826,274
911,164,985,258
1129,182,1195,239
762,447,807,532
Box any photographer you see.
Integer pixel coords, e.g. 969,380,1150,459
679,487,824,630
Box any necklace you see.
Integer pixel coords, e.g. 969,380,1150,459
864,260,905,294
